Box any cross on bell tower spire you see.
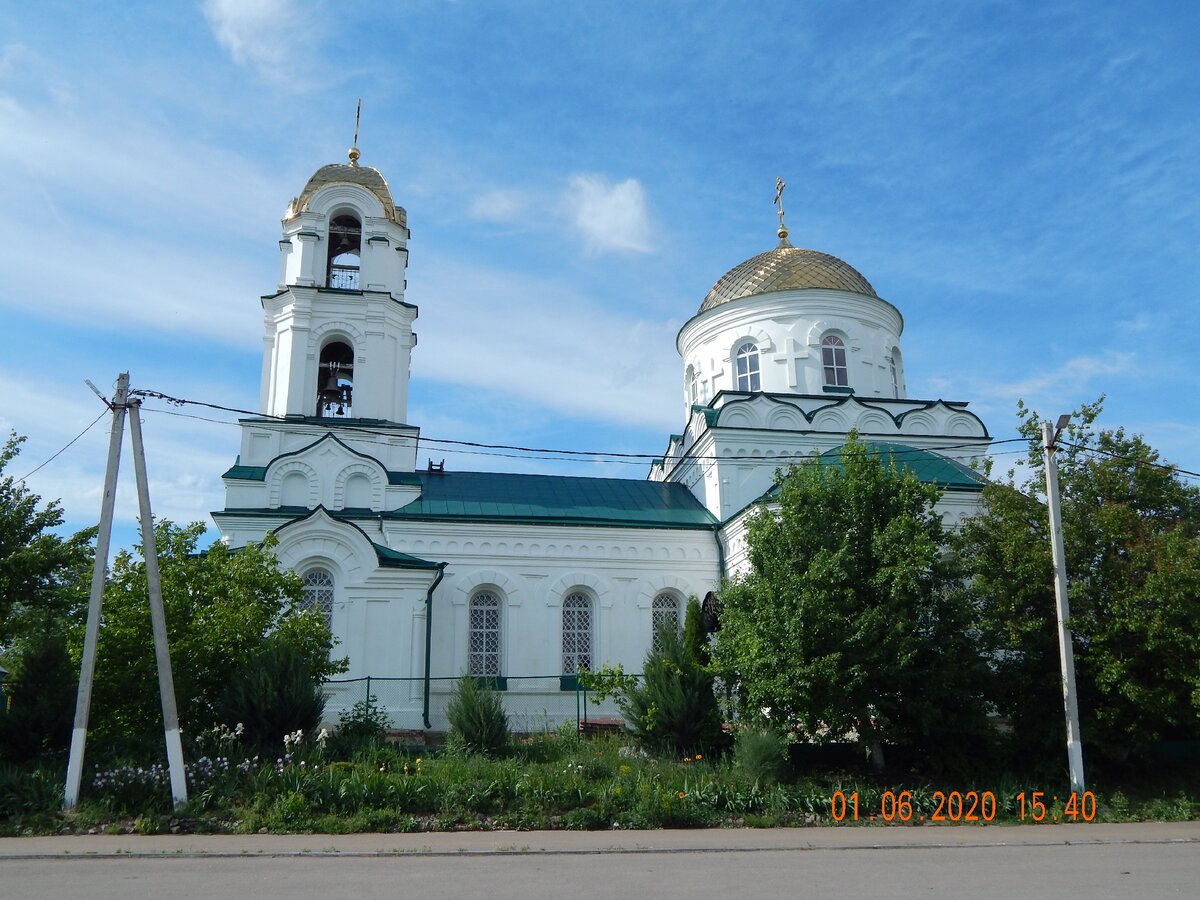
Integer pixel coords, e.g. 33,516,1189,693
348,98,362,167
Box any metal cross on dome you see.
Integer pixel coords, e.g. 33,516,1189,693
773,177,790,244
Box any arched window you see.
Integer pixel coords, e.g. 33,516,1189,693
651,592,681,652
686,365,698,406
561,592,593,674
468,591,502,677
317,340,354,417
889,350,900,398
302,568,334,630
326,213,361,289
821,335,848,387
735,342,761,392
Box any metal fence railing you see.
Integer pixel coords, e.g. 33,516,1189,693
322,674,640,734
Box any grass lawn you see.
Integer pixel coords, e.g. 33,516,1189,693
3,727,1196,836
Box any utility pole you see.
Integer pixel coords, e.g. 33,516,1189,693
129,399,188,806
64,375,188,810
65,374,128,810
1043,416,1085,793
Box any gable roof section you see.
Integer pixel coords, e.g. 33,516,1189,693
274,505,442,570
386,471,717,529
819,442,986,491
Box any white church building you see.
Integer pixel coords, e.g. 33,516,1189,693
212,148,991,731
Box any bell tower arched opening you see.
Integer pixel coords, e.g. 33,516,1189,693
327,213,362,289
317,340,354,417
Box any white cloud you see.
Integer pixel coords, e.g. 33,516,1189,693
0,94,277,342
468,188,529,223
202,0,316,79
565,174,653,254
414,251,679,430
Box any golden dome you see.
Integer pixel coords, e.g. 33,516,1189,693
699,243,878,313
287,162,407,227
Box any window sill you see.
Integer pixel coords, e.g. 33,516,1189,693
822,385,853,394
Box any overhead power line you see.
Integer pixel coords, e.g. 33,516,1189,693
13,410,108,484
1058,439,1200,480
130,387,1011,468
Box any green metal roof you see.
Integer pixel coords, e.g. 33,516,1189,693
223,464,267,480
386,471,718,529
371,542,443,570
818,442,986,491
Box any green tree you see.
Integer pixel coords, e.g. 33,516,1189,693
216,635,328,749
958,399,1200,762
79,521,344,757
0,433,93,653
446,675,509,756
681,595,708,665
624,621,725,757
0,634,77,763
711,436,991,773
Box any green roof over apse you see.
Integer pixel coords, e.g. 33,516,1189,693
385,471,718,529
372,542,443,570
818,442,986,491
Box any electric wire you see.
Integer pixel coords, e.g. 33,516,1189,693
135,387,1200,481
132,387,1017,467
13,409,109,484
1057,439,1200,481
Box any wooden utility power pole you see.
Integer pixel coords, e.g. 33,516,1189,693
64,374,188,810
1043,416,1085,793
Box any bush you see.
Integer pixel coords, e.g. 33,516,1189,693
217,637,326,749
0,635,77,763
337,695,391,742
733,728,789,785
0,764,63,822
623,623,726,758
446,676,509,756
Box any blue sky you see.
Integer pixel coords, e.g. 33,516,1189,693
2,0,1198,553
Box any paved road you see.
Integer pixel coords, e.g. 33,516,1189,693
1,823,1197,899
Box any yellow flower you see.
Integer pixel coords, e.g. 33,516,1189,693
677,791,686,798
694,754,702,761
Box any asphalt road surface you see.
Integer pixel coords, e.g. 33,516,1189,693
1,823,1197,899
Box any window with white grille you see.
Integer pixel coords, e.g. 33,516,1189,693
562,592,593,674
469,591,502,676
651,592,681,651
302,568,334,630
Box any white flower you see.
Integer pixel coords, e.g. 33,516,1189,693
761,707,772,719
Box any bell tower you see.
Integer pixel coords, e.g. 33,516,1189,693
260,144,415,424
216,143,423,544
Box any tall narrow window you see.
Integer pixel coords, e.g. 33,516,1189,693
889,351,900,398
326,213,361,289
821,335,848,387
686,364,698,405
469,591,502,677
651,592,681,651
317,340,354,417
735,342,761,392
302,568,334,630
562,592,593,674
